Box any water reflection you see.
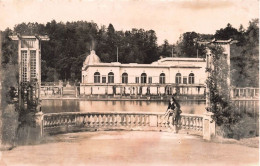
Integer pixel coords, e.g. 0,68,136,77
41,100,206,114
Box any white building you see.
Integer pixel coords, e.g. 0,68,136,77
80,50,207,96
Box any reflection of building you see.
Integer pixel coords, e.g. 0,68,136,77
80,50,207,96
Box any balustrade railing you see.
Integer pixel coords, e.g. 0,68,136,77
42,112,204,135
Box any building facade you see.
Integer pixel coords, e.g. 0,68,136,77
80,50,207,96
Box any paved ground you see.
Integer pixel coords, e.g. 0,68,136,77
0,131,258,166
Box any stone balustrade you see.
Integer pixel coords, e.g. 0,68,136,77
231,87,259,99
41,112,207,138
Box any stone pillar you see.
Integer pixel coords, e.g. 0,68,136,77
203,112,215,140
35,112,44,138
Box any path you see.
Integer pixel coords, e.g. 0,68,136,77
0,131,258,166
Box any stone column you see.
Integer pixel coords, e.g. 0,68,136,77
203,112,215,140
35,112,44,138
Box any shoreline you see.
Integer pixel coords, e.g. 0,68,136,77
41,97,206,102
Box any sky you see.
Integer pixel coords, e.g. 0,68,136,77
0,0,259,44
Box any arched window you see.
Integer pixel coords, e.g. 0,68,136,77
141,73,147,83
94,72,100,83
175,73,181,84
108,72,114,83
189,73,195,84
122,73,128,84
159,73,165,84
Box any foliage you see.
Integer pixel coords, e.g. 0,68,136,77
2,21,160,82
175,32,211,58
206,45,257,138
1,19,258,87
214,20,259,87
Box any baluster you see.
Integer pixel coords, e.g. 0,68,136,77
136,115,140,126
188,117,191,129
137,115,140,126
125,115,129,127
112,114,115,126
67,116,70,126
89,114,93,127
96,114,99,127
92,115,96,127
139,115,143,126
52,116,55,127
184,117,187,129
190,117,194,129
99,114,102,127
82,115,86,126
196,117,198,130
103,114,107,126
58,115,61,127
193,117,197,130
198,118,200,130
49,117,52,127
62,116,65,126
57,116,60,127
107,114,111,126
70,115,73,126
133,115,136,126
114,114,118,126
128,115,132,127
44,117,47,128
142,115,146,126
144,115,147,126
53,116,56,127
121,115,125,126
123,115,127,126
199,118,202,130
105,114,108,127
158,115,163,127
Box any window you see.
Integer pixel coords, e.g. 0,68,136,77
30,50,36,80
122,73,128,84
108,72,114,83
102,76,106,83
94,72,100,83
21,50,27,82
135,77,139,83
141,73,147,83
183,76,187,84
175,73,181,84
159,73,165,84
148,77,152,84
189,73,195,84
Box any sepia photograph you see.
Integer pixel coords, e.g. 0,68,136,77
0,0,259,165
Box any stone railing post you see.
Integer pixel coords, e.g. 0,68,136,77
203,112,215,140
35,112,44,138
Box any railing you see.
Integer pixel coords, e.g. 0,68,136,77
231,87,259,99
42,112,204,136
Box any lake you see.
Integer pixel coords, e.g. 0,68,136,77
41,100,207,115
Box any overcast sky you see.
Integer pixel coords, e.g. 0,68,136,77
0,0,258,44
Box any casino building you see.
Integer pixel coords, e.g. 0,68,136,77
80,50,207,96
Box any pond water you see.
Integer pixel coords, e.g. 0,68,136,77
41,100,206,115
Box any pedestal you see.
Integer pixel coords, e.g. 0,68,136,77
203,112,215,140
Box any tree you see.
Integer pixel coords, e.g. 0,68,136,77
176,32,208,58
214,23,242,41
207,45,241,138
230,19,259,87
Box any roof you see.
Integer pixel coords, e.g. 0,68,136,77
82,51,206,71
82,50,101,70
